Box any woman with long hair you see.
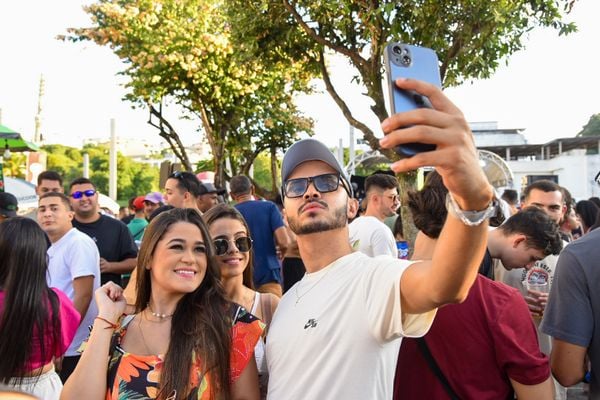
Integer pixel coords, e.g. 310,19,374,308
203,204,280,399
62,208,262,399
0,217,79,399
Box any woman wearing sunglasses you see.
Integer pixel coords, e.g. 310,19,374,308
203,204,280,399
62,208,263,400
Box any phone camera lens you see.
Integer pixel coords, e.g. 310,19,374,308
401,55,411,66
392,45,403,56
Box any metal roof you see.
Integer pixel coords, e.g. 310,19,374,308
479,136,600,160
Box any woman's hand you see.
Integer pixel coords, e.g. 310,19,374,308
95,282,127,323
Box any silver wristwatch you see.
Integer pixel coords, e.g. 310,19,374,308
445,193,498,226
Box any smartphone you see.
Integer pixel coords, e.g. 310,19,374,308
383,42,441,157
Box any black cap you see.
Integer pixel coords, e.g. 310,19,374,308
198,182,226,196
0,192,18,217
281,139,352,196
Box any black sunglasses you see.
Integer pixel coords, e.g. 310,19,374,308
169,171,191,192
213,237,253,256
70,189,96,199
283,173,346,198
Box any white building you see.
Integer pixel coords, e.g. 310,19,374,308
472,122,600,200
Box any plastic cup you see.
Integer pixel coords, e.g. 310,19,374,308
522,280,549,294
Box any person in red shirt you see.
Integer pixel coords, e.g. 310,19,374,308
395,173,560,400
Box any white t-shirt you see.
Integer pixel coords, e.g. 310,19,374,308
47,228,101,356
266,252,435,400
348,216,397,257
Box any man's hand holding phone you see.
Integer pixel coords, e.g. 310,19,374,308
384,43,441,157
380,78,493,211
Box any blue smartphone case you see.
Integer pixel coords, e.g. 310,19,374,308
384,43,441,157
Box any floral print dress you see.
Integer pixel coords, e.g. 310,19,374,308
100,305,263,400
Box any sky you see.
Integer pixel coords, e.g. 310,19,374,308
0,1,599,151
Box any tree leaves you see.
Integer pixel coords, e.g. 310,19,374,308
577,114,600,137
63,0,314,190
42,143,158,201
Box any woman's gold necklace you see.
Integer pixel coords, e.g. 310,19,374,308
146,303,173,319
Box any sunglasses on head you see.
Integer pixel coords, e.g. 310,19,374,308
70,189,96,199
213,237,253,256
283,173,347,198
169,171,191,192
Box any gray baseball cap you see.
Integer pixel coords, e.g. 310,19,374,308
198,182,226,196
281,139,353,197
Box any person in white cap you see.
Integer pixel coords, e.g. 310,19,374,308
266,78,497,400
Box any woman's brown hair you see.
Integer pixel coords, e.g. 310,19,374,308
135,208,232,399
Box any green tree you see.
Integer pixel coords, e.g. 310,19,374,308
229,0,576,154
63,0,314,193
43,143,159,201
195,158,215,174
252,152,275,197
1,153,27,179
577,113,600,137
228,0,576,240
42,144,83,189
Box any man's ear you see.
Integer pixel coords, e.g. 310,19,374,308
183,191,192,202
347,197,359,219
512,234,527,248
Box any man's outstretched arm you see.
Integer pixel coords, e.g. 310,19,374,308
380,78,494,314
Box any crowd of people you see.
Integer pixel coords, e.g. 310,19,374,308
0,79,599,399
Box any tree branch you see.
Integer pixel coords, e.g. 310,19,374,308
282,0,368,71
147,103,193,170
440,20,488,85
317,50,395,160
363,2,388,122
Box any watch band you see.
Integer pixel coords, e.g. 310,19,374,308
445,192,497,227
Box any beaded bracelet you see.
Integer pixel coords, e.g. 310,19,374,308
95,316,119,330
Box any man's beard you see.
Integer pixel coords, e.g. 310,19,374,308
288,202,348,235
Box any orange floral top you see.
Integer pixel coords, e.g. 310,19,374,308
103,305,263,399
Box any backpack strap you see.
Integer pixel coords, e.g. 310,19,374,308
478,248,494,280
416,337,461,400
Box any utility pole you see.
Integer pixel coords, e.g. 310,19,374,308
83,153,90,178
109,119,117,200
34,74,45,144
